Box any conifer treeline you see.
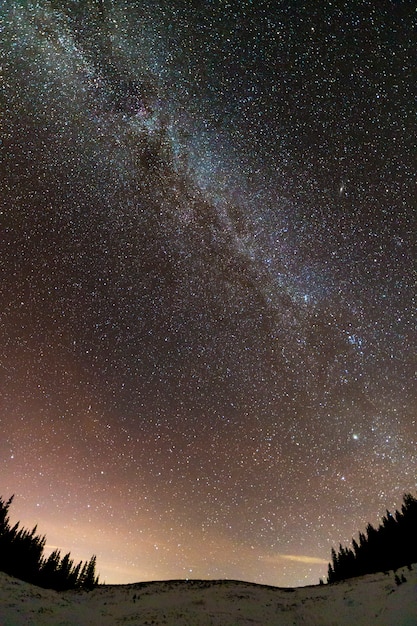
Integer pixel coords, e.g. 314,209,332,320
327,493,417,583
0,495,99,591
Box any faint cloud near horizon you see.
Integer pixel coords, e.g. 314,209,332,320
263,554,328,566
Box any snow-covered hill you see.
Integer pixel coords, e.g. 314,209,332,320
0,565,416,625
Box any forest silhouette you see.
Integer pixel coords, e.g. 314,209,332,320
0,495,98,591
327,493,417,583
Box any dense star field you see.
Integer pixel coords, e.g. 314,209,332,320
0,1,415,586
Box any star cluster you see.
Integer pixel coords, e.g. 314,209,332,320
0,0,415,586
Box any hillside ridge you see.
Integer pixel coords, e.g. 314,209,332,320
1,564,416,625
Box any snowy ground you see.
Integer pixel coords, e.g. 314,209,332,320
0,565,416,625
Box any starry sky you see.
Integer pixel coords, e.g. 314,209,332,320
0,0,415,587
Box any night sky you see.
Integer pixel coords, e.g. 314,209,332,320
1,0,415,587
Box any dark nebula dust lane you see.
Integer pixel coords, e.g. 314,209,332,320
0,1,415,586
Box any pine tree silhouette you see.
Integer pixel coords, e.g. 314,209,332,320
0,495,99,590
327,493,417,583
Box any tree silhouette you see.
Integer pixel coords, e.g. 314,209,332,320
327,493,417,583
0,495,99,591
